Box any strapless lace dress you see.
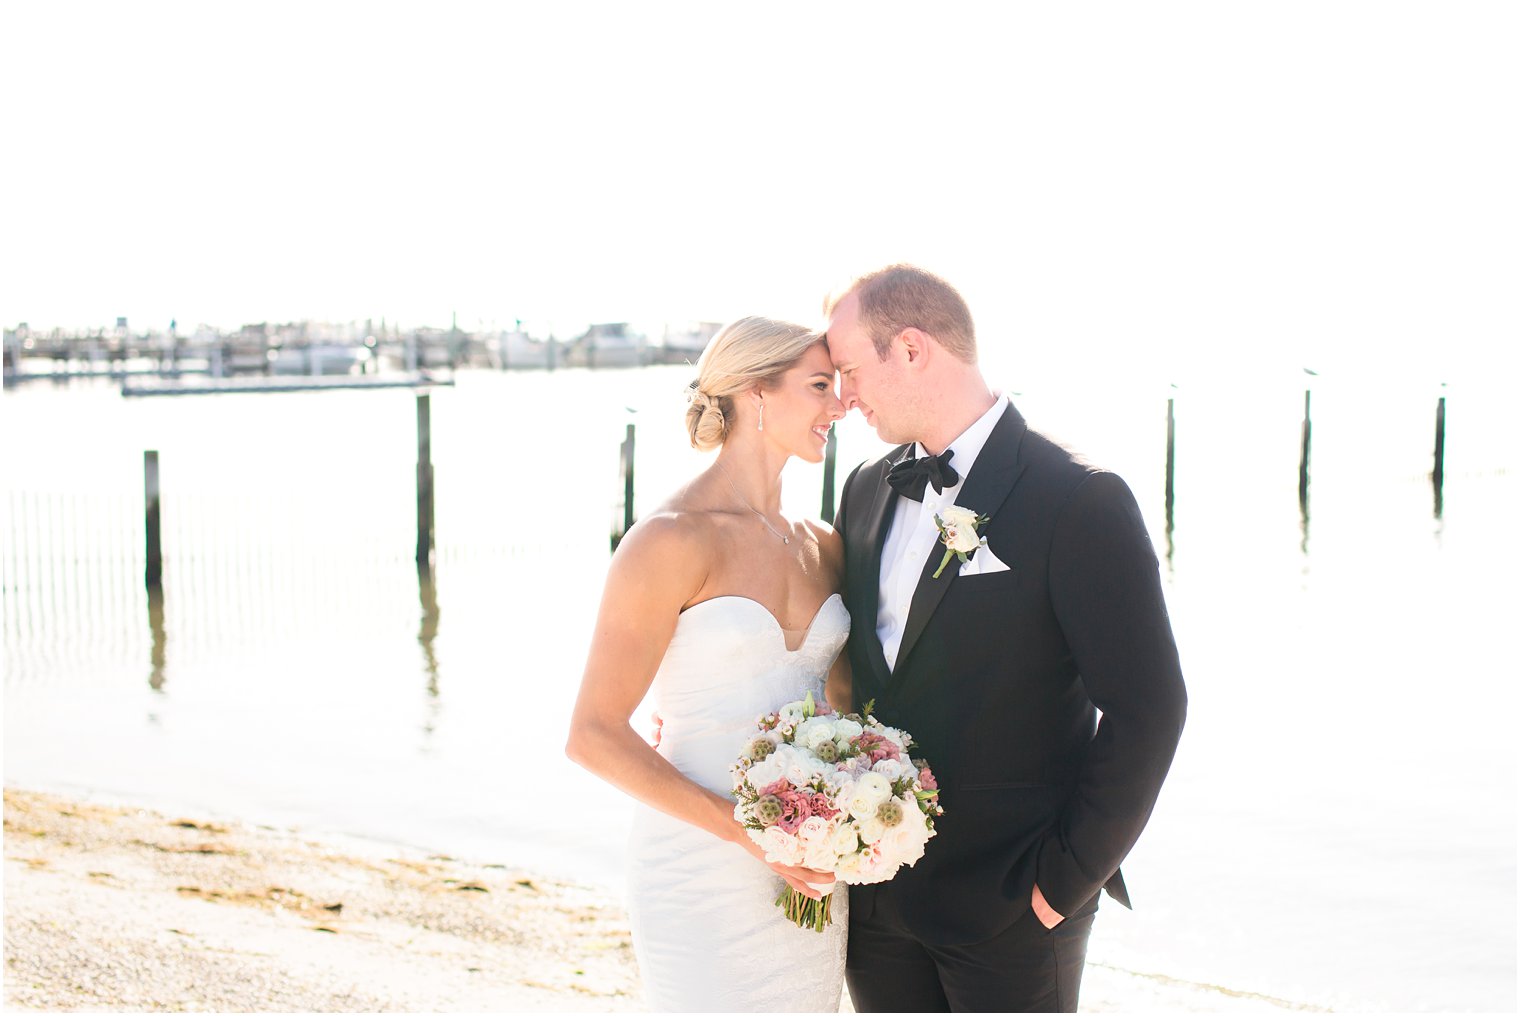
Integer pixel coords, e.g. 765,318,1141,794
626,593,851,1013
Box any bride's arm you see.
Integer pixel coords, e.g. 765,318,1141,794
812,518,852,714
566,514,829,897
825,652,852,715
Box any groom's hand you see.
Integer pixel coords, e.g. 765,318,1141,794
648,710,663,748
1031,883,1064,929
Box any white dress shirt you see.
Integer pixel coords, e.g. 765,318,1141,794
877,395,1010,671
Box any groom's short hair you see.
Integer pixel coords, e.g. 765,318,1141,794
828,264,977,364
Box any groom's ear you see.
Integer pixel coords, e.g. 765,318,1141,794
899,327,929,365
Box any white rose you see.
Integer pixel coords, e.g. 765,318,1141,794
938,506,984,553
830,823,861,856
832,718,863,740
878,726,910,750
871,758,906,783
846,786,879,821
745,754,784,791
795,717,837,753
760,826,802,865
886,796,932,846
796,816,830,845
856,816,887,845
784,752,824,788
769,743,800,769
845,772,893,819
804,841,838,873
834,850,863,878
856,772,892,806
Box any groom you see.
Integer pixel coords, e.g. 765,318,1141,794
826,265,1187,1012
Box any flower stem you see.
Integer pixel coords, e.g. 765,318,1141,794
774,887,833,932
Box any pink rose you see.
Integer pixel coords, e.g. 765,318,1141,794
775,790,813,834
806,791,840,821
852,732,902,764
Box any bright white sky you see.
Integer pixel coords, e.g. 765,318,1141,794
3,1,1515,384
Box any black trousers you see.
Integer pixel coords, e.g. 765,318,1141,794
846,889,1099,1013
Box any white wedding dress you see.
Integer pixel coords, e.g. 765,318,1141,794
626,593,851,1013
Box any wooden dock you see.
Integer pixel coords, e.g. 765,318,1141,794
5,366,213,385
121,373,453,397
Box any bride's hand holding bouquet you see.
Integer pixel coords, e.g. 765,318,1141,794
731,692,943,931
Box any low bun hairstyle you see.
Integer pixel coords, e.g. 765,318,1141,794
684,316,822,452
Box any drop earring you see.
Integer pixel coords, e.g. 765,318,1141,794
758,403,764,432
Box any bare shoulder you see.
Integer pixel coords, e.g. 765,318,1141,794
804,518,844,584
607,507,715,604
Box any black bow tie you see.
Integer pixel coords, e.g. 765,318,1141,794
887,448,959,502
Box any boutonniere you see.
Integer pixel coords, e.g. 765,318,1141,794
932,506,991,578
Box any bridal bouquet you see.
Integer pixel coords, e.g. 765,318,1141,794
730,692,943,931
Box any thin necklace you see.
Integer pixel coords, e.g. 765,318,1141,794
715,461,790,545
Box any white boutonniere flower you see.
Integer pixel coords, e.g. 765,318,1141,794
932,505,991,578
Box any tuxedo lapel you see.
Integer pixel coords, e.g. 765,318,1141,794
852,445,912,699
891,406,1029,682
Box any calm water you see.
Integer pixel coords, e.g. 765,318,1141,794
3,366,1515,1011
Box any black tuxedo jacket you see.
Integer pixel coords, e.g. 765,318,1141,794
835,403,1186,947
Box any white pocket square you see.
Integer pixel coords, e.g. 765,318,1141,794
959,542,1011,576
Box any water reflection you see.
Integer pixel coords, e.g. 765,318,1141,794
1298,387,1312,558
1298,484,1311,558
146,585,167,692
418,562,442,743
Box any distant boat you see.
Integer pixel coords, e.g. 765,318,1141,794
566,323,648,368
653,322,722,365
269,343,369,376
491,330,557,370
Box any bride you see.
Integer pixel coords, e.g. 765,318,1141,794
566,317,850,1012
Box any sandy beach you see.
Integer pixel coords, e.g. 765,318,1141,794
4,788,1321,1012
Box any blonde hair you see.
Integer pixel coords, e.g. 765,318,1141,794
685,316,822,451
824,263,977,363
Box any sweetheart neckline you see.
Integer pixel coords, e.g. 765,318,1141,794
680,593,844,654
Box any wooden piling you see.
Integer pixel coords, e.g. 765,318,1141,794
1164,397,1175,566
623,422,636,535
1298,389,1312,504
1433,395,1446,489
416,393,435,567
1164,397,1176,517
610,423,637,553
821,427,838,524
144,450,162,589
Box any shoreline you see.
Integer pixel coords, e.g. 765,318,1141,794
4,787,640,1012
4,787,1323,1012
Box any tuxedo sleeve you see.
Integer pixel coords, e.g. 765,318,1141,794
1036,470,1187,917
